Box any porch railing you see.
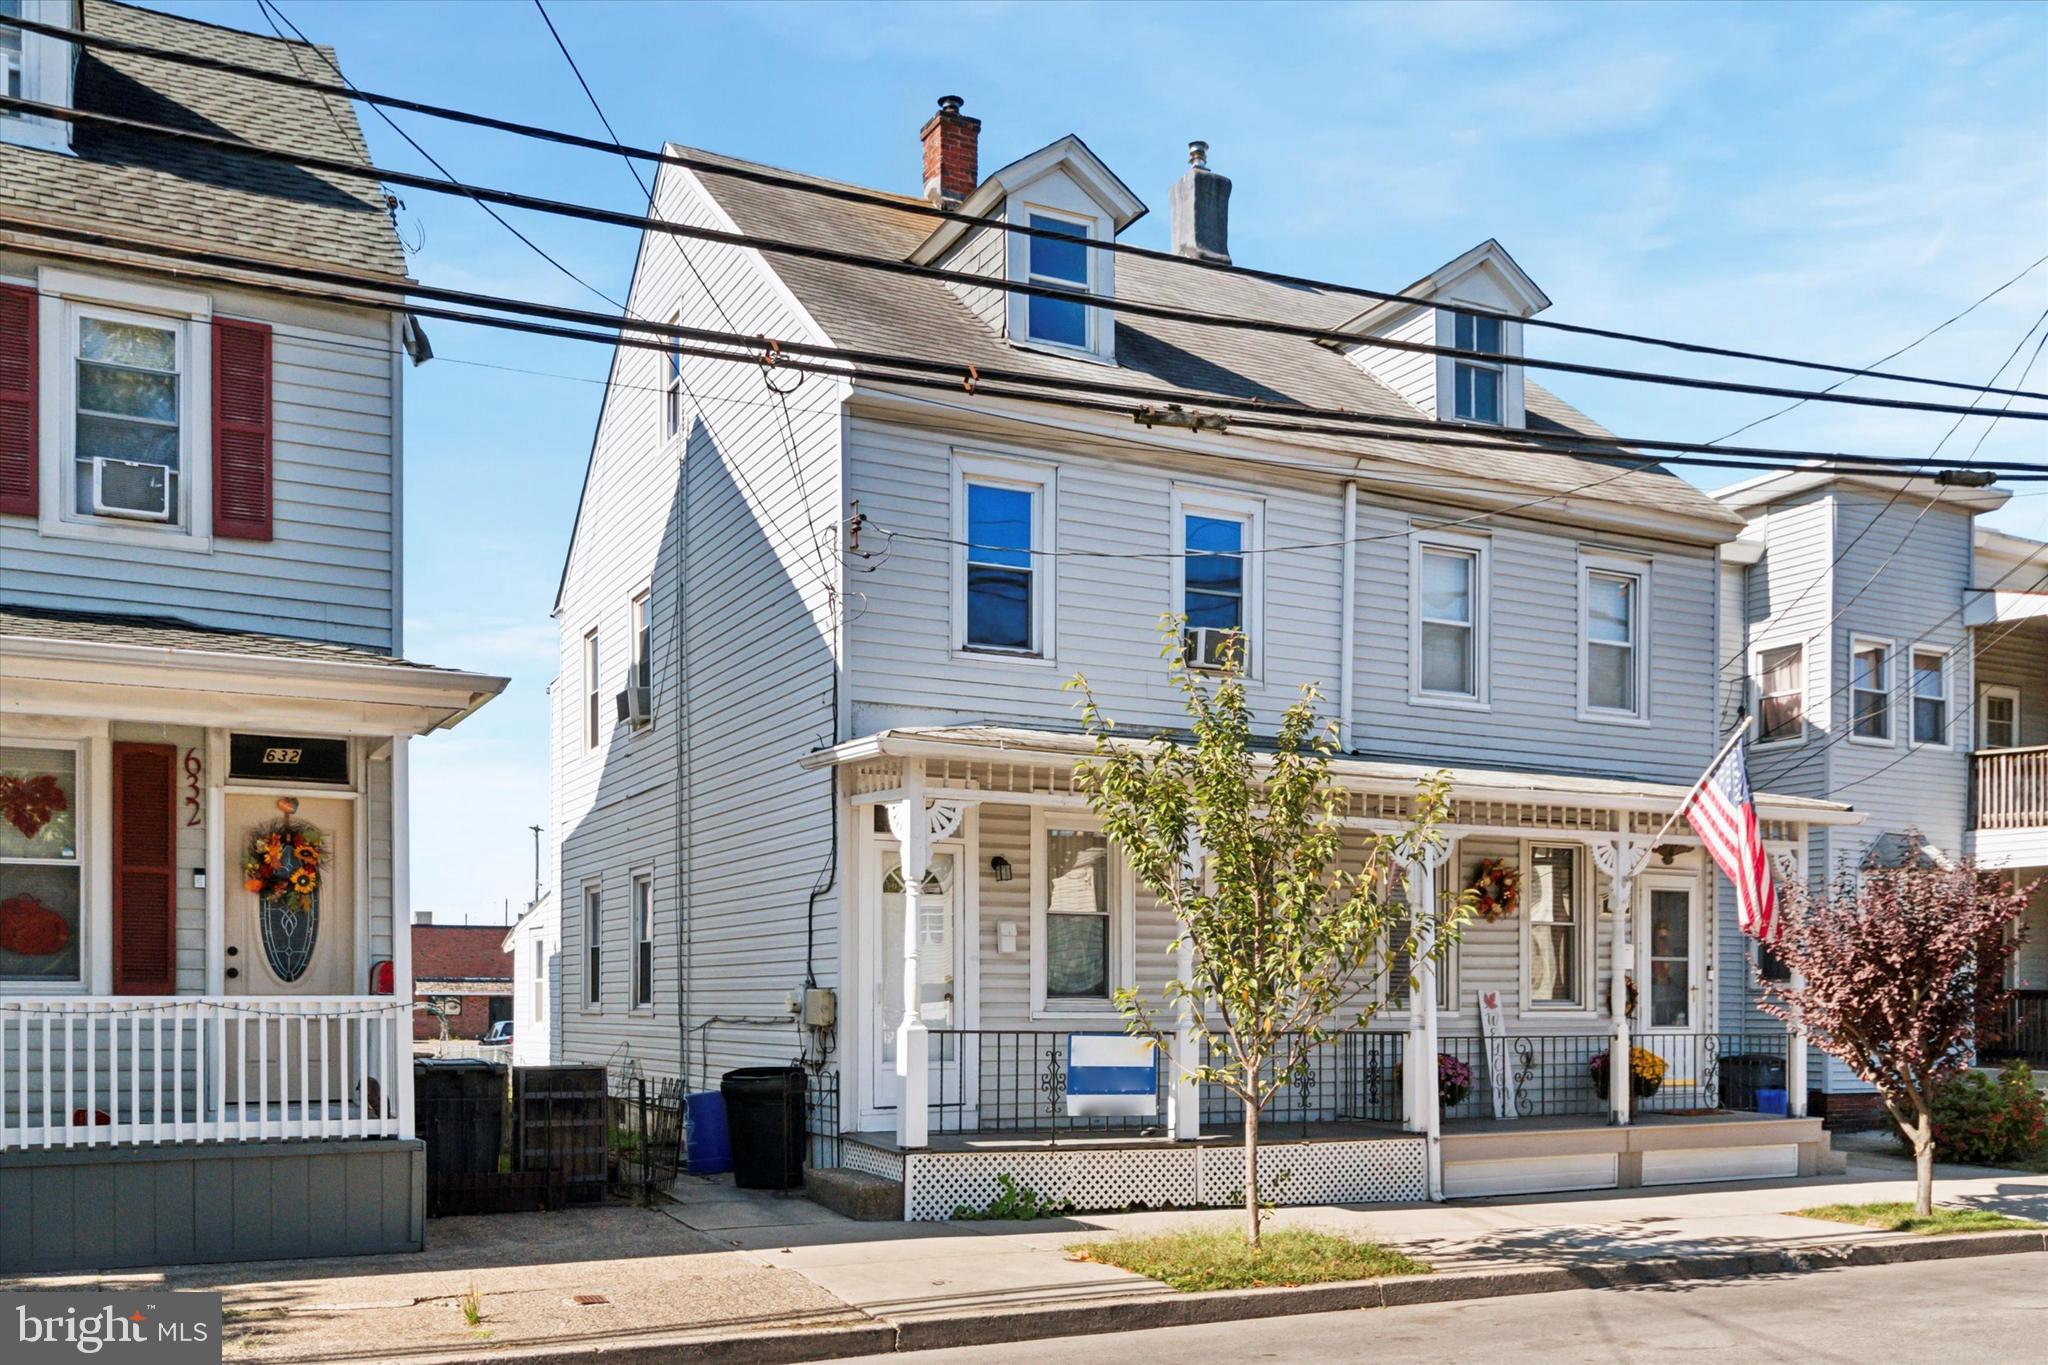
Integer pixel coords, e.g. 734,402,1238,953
1973,745,2048,830
1,997,413,1152
1985,990,2048,1065
1430,1032,1794,1121
1438,1034,1610,1120
1634,1032,1792,1115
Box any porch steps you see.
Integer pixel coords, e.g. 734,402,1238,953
806,1164,904,1221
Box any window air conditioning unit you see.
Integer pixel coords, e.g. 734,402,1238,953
91,457,174,521
615,685,652,727
1185,626,1244,672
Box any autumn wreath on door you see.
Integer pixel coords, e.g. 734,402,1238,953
241,796,326,983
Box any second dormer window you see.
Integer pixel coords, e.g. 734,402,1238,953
1025,214,1091,349
1452,313,1504,423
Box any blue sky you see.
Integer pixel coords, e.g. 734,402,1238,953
151,1,2047,925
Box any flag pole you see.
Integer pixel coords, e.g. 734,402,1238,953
1647,713,1755,847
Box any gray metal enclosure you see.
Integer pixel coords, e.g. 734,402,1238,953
0,1139,424,1272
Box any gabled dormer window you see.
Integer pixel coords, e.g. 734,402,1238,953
1452,313,1505,424
0,1,74,155
1024,212,1092,350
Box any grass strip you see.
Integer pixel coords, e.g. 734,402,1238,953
1071,1226,1430,1293
1793,1201,2044,1235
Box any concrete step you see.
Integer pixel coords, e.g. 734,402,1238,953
805,1164,903,1221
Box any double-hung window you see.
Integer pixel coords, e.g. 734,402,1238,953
1753,643,1805,744
956,456,1051,656
0,743,82,988
1910,647,1949,747
583,885,603,1006
1173,489,1261,673
1413,534,1488,703
1452,312,1505,424
1,3,22,102
1524,844,1584,1009
1034,816,1125,1011
583,629,601,749
662,318,682,442
1581,556,1647,720
1024,213,1091,350
74,311,183,525
1980,686,2020,750
531,939,545,1022
1850,638,1892,743
631,873,653,1007
632,592,652,690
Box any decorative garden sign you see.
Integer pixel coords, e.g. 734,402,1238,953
1479,989,1519,1120
241,797,324,984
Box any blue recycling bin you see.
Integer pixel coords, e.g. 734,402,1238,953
683,1089,732,1175
1755,1087,1789,1117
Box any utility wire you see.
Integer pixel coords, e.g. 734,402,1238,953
8,89,2048,426
8,214,2044,483
8,8,2045,406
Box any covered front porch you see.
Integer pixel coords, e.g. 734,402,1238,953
804,726,1857,1216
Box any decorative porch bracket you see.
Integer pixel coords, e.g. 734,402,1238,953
1592,835,1654,1127
886,763,965,1149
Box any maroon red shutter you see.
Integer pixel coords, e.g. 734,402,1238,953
0,283,37,517
112,743,179,996
212,318,273,541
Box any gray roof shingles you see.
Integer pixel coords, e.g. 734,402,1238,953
0,604,458,672
0,0,406,280
679,147,1739,526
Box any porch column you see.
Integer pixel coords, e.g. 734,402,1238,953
892,762,930,1149
391,736,417,1141
1169,831,1205,1141
1595,835,1652,1128
1781,844,1810,1118
1407,846,1448,1201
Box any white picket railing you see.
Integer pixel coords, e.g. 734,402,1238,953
0,997,413,1151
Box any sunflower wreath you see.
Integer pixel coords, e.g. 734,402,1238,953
1467,858,1521,922
241,817,325,912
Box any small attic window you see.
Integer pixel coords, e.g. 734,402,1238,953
1452,313,1505,424
0,0,75,155
1024,213,1092,349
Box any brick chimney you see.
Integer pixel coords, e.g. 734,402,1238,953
920,95,981,207
1170,141,1231,264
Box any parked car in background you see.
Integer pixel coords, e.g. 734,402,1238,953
482,1020,515,1047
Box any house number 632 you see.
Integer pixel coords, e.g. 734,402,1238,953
183,749,203,828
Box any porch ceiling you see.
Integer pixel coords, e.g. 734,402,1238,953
800,724,1862,827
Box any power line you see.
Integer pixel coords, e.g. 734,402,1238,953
9,8,2046,406
8,89,2048,426
9,213,2045,486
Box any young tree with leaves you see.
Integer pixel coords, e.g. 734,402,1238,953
1069,628,1466,1245
1758,860,2032,1217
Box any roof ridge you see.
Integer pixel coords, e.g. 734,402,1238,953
89,0,322,51
670,142,929,210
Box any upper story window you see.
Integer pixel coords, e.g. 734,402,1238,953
662,319,682,443
1980,686,2020,750
954,454,1053,658
1412,533,1489,705
1,4,22,101
1910,646,1949,747
1172,487,1262,675
582,629,601,750
632,592,651,690
1849,637,1892,744
0,1,73,155
75,313,182,525
1023,213,1091,350
1580,555,1648,722
1753,642,1805,744
632,872,653,1008
1452,313,1505,424
583,884,603,1006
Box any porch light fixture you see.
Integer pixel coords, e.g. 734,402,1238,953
1655,844,1683,866
990,855,1013,882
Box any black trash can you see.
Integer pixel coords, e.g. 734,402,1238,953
1720,1054,1787,1113
720,1066,806,1190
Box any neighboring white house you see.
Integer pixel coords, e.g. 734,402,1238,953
1715,477,2047,1121
0,1,503,1269
549,98,1864,1216
503,892,559,1067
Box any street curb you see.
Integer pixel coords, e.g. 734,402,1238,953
381,1229,2048,1364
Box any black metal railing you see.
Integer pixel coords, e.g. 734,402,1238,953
1985,991,2048,1065
1198,1031,1406,1133
1633,1032,1792,1114
805,1066,841,1168
606,1070,686,1204
1435,1034,1611,1119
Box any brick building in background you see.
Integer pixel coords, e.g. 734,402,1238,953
411,921,515,1041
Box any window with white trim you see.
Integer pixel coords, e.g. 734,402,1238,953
0,742,82,988
530,939,545,1023
1023,212,1092,349
1413,534,1488,703
1910,646,1949,747
582,629,601,750
0,3,21,102
954,455,1052,657
1980,685,2020,750
1172,488,1262,674
0,1,73,155
1384,870,1455,1014
1849,637,1892,743
1524,844,1586,1009
72,309,184,526
1753,642,1804,744
1581,557,1647,720
632,592,651,691
1452,313,1505,424
632,873,653,1007
583,884,603,1005
1032,815,1128,1011
662,317,682,442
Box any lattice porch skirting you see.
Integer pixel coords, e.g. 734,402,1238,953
889,1136,1427,1221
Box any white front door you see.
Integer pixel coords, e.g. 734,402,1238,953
872,846,959,1110
1638,875,1701,1034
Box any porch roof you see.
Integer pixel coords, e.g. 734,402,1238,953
800,724,1863,827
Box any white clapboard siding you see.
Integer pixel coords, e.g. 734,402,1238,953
1346,305,1438,418
940,220,1007,335
1975,625,2048,749
0,268,400,651
551,161,843,1085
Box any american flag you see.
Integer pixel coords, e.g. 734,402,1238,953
1684,737,1778,941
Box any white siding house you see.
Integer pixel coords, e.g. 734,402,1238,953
0,2,502,1270
552,101,1857,1214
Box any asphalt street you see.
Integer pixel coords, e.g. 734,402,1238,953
869,1251,2048,1363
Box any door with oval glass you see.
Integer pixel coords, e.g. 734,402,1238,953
224,793,355,1110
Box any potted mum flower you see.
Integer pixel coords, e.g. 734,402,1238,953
1590,1045,1666,1100
1397,1052,1475,1109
